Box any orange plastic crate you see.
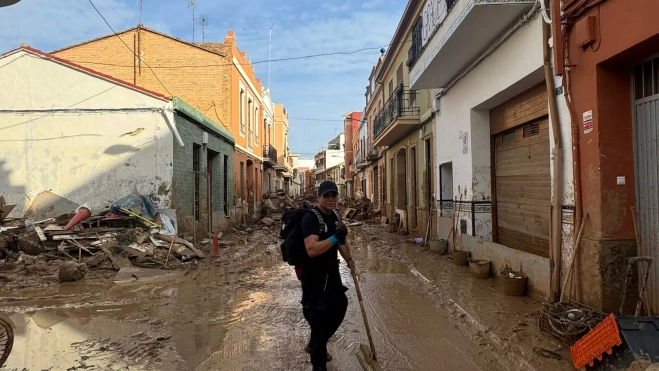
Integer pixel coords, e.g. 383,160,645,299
570,314,623,369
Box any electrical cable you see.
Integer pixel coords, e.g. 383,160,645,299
87,0,173,96
67,38,408,70
538,0,552,24
125,0,140,29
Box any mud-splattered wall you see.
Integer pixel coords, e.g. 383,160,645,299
0,49,174,217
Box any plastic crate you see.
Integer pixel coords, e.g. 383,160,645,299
570,314,623,369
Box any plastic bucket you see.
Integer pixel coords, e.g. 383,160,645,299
429,239,448,254
468,258,492,279
453,250,470,266
503,273,528,296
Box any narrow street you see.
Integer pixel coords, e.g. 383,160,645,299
1,226,506,371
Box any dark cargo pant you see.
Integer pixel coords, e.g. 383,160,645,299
302,289,348,370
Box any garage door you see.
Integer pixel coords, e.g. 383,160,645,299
491,84,550,257
633,57,659,314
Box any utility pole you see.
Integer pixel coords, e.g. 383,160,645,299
188,0,196,42
268,23,275,89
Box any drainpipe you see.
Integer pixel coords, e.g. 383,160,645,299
544,21,564,303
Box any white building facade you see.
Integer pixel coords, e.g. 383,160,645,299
410,0,573,301
261,88,276,195
0,47,175,216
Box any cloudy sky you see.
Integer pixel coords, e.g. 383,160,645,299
0,0,403,159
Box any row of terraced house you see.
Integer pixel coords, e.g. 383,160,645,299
0,25,297,237
338,0,659,315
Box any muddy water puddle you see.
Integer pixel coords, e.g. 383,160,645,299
1,232,506,371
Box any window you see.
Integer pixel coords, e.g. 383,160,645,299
396,63,403,88
255,107,259,143
388,79,394,97
239,88,245,134
247,98,253,147
502,130,515,143
634,58,659,100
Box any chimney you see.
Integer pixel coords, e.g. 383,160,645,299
224,30,236,44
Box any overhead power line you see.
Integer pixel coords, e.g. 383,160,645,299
66,40,407,70
87,0,173,96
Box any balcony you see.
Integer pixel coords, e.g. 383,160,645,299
357,155,368,170
366,149,379,161
373,87,420,147
410,0,535,90
262,144,277,167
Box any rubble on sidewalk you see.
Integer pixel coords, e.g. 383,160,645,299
0,190,207,289
340,196,377,221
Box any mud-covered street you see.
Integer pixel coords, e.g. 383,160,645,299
0,224,519,371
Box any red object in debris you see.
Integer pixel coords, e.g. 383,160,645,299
63,206,91,231
212,229,219,256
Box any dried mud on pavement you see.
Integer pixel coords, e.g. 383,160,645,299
1,223,519,371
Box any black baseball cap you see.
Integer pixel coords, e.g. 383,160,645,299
318,181,339,196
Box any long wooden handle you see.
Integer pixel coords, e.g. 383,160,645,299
344,239,377,360
560,213,588,303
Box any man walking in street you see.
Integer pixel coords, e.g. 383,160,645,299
300,180,356,371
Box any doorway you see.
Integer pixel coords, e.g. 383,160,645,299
193,144,201,221
223,155,229,215
410,146,418,228
373,166,379,207
633,57,659,313
439,162,454,218
246,159,255,213
396,148,407,210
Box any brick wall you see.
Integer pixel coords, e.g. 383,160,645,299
172,112,234,236
53,27,232,136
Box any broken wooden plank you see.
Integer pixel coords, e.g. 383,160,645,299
34,226,47,242
44,224,65,231
68,239,96,256
52,233,115,240
99,241,131,270
126,243,155,256
154,234,205,258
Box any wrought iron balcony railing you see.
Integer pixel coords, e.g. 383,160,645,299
407,16,423,68
373,86,420,139
263,144,277,163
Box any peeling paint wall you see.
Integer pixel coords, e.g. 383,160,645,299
0,51,174,217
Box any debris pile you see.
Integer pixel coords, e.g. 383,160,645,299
1,189,210,287
341,197,375,221
262,190,317,221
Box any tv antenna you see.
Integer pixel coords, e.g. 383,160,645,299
268,23,275,89
199,14,209,43
187,0,196,42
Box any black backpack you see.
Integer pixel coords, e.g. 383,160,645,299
280,207,339,266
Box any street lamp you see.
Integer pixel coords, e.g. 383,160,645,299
0,0,20,7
